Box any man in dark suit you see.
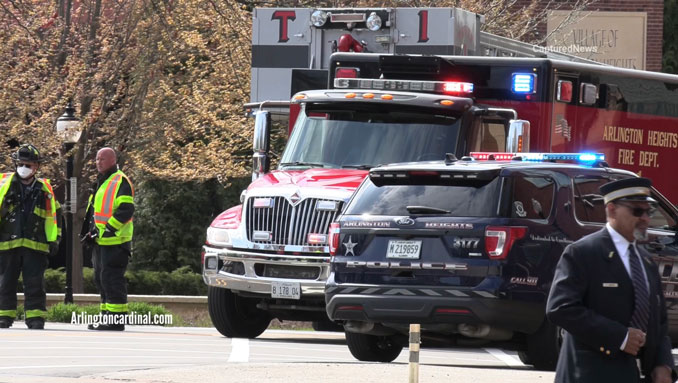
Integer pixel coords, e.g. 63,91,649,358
546,177,675,383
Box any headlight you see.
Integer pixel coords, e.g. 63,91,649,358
311,10,328,27
206,227,231,245
366,12,382,31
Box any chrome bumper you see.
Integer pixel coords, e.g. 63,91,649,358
202,245,330,297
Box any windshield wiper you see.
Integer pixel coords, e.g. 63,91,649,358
406,205,451,214
279,161,326,168
342,164,376,170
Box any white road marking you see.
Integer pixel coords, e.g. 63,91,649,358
227,338,250,363
483,348,525,367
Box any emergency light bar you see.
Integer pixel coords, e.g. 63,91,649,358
511,73,537,94
334,78,474,95
470,152,605,164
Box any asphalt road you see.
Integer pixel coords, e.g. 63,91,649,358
0,325,665,383
0,323,558,383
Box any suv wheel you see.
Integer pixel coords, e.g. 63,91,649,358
208,286,271,338
344,331,403,362
519,320,562,371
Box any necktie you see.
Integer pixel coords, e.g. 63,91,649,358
628,245,650,332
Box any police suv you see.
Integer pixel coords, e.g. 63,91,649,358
325,153,678,370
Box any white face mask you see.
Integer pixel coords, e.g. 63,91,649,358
16,166,34,179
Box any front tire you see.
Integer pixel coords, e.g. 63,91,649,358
344,331,403,362
208,286,271,338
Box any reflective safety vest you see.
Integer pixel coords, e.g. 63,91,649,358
88,170,134,245
0,173,57,252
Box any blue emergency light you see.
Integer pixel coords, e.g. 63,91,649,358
512,73,536,94
521,153,605,163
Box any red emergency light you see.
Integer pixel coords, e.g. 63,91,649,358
307,233,328,245
470,152,516,161
443,81,474,94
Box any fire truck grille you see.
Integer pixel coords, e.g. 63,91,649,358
246,196,343,247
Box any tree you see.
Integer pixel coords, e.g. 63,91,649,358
131,176,250,272
0,0,254,290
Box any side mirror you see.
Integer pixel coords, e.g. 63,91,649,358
252,111,271,180
506,120,530,152
253,111,271,153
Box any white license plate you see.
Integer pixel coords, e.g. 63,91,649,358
271,281,301,300
386,240,422,259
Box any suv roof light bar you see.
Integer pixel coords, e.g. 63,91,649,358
470,152,606,165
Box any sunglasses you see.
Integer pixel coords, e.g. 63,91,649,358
17,163,34,169
615,202,657,218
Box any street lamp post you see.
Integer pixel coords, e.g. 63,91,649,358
56,102,81,304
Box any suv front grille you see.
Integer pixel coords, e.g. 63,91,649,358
246,196,342,247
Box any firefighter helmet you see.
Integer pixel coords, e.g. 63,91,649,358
10,144,43,163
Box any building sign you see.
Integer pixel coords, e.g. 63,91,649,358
546,11,647,70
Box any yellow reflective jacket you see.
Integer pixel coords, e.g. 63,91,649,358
87,170,134,245
0,173,57,253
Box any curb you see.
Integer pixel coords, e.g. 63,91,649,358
17,293,207,305
18,294,208,318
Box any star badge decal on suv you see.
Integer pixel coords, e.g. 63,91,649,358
343,236,357,256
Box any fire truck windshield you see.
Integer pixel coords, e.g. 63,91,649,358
280,104,462,170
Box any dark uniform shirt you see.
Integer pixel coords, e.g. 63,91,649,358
18,180,39,236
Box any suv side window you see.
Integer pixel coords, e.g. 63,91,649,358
573,176,677,229
510,176,555,220
572,176,608,224
649,192,677,230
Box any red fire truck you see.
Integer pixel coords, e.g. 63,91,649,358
330,53,678,202
202,7,678,340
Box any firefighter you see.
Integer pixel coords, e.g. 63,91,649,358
82,147,134,331
0,144,59,329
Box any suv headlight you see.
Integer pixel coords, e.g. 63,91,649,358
206,227,231,246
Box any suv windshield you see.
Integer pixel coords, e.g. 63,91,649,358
345,176,503,216
280,103,462,169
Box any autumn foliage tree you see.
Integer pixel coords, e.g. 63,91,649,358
0,0,254,290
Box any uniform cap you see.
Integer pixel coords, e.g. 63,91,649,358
599,177,656,204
